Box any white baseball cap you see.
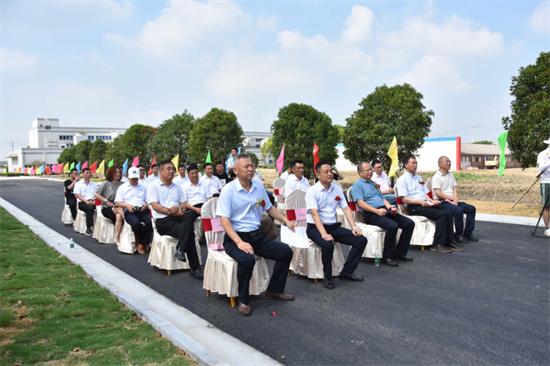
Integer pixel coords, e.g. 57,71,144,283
544,137,550,144
128,166,140,179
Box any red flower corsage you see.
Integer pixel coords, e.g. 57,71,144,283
335,195,342,201
256,199,266,208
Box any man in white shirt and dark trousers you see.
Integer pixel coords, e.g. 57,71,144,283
74,167,98,236
283,159,310,196
432,156,478,242
537,137,550,237
306,161,367,289
115,167,153,254
396,156,463,253
201,162,222,198
147,160,203,279
371,159,397,205
217,154,296,316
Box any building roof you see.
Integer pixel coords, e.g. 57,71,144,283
461,143,511,155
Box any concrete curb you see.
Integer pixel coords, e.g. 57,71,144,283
0,197,279,366
476,213,539,227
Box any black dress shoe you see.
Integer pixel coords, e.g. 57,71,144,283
175,250,187,262
381,258,399,267
464,234,479,242
323,279,335,289
447,243,464,253
397,255,414,262
340,272,364,281
189,268,203,280
454,235,466,244
238,303,251,316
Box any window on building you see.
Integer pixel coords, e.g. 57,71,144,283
88,136,95,141
59,135,72,140
45,125,51,130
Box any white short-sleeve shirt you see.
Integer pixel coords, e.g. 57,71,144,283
200,175,222,198
284,174,310,197
182,179,209,206
216,179,272,232
372,171,391,192
173,175,189,187
431,170,457,197
537,148,550,183
147,179,188,219
305,181,348,224
395,171,428,201
115,182,147,207
74,180,98,202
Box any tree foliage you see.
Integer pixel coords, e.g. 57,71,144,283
148,111,195,163
502,52,550,168
105,124,156,165
89,139,107,162
58,145,76,163
335,125,345,143
343,83,433,169
74,140,92,163
473,140,494,145
260,137,273,159
271,103,339,177
188,108,244,164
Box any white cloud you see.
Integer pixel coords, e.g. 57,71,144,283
341,5,374,44
50,83,117,110
0,48,38,69
530,1,550,34
103,0,134,17
256,14,278,32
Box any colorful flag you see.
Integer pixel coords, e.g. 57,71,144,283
205,150,212,164
313,143,320,175
387,136,399,178
97,160,105,176
75,161,81,173
122,159,129,176
149,156,157,175
171,154,179,168
16,166,22,173
64,162,70,174
45,165,52,175
38,164,45,175
498,131,509,177
108,159,114,168
90,161,98,175
82,161,88,170
69,162,75,171
276,144,285,174
132,156,139,167
30,167,35,175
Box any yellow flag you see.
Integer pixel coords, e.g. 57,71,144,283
63,162,70,173
96,160,105,175
387,136,399,178
171,154,179,168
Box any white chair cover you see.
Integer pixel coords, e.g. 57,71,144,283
282,190,344,279
272,177,286,210
92,206,115,244
73,208,88,234
117,222,136,254
394,187,435,247
202,198,270,297
61,204,74,225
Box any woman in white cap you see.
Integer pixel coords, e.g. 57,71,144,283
537,137,550,237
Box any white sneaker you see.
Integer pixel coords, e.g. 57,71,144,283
544,228,550,237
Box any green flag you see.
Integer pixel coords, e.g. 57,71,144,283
497,131,508,177
108,159,114,168
69,162,75,171
205,150,212,164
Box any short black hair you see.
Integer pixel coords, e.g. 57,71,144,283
371,159,382,167
187,163,199,172
178,163,186,169
158,160,174,169
406,156,417,163
204,162,212,168
291,159,304,167
82,167,91,173
70,168,78,174
137,164,145,169
214,161,223,166
315,160,330,173
231,147,238,152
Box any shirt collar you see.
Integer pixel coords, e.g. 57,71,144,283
235,178,256,192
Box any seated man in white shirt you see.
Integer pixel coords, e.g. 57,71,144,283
73,167,99,236
146,163,160,183
200,162,222,198
115,167,153,254
173,163,189,187
182,163,208,229
283,159,310,197
432,156,478,242
395,156,462,253
148,160,203,279
137,165,148,188
217,154,296,316
372,159,397,205
280,167,292,180
306,161,367,289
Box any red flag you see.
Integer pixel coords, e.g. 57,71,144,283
313,143,320,175
45,165,52,175
82,161,88,170
90,161,98,175
56,163,63,174
132,156,139,167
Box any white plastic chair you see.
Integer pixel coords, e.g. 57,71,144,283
92,206,115,244
281,190,344,279
117,222,136,254
73,208,88,234
61,204,74,225
201,197,270,307
272,178,286,207
394,187,435,248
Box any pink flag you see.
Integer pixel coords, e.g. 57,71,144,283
30,167,35,175
132,156,139,167
82,161,88,170
276,144,285,174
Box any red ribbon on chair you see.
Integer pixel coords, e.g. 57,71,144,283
286,209,296,221
348,201,357,211
201,217,213,232
95,199,102,206
396,197,404,205
427,191,433,199
274,188,280,196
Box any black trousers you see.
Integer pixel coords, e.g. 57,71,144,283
101,206,117,224
359,209,415,259
224,230,293,305
66,197,77,220
440,202,476,236
78,202,95,229
306,223,367,279
124,209,153,246
407,204,452,245
155,215,200,270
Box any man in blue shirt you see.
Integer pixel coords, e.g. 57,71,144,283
217,154,296,316
351,162,415,267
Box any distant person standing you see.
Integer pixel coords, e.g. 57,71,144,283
64,168,79,219
538,137,550,237
213,161,232,186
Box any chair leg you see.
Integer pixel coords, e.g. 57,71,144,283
229,297,237,308
206,290,211,297
421,246,425,251
313,278,318,283
166,270,171,276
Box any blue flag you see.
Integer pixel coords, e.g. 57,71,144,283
122,159,129,176
75,161,81,173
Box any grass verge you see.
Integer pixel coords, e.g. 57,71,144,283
0,207,193,365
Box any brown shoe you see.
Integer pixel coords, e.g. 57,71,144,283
238,303,251,316
137,244,146,255
265,292,295,301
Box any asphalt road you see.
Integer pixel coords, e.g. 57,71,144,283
1,179,549,365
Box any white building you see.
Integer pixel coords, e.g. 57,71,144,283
242,131,272,165
6,118,125,172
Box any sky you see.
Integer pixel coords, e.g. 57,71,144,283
1,0,549,158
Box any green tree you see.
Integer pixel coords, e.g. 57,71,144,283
271,103,339,177
89,139,107,163
335,124,345,143
148,111,195,162
343,83,433,169
260,137,273,160
74,140,92,162
502,52,550,167
249,152,259,167
188,108,244,164
473,140,494,145
105,124,156,165
58,145,77,163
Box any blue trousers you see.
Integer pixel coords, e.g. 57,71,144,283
440,202,476,236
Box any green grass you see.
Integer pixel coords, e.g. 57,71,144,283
0,207,193,365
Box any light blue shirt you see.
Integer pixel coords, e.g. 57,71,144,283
350,179,385,209
216,178,272,232
395,171,428,201
306,181,348,224
147,179,188,219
